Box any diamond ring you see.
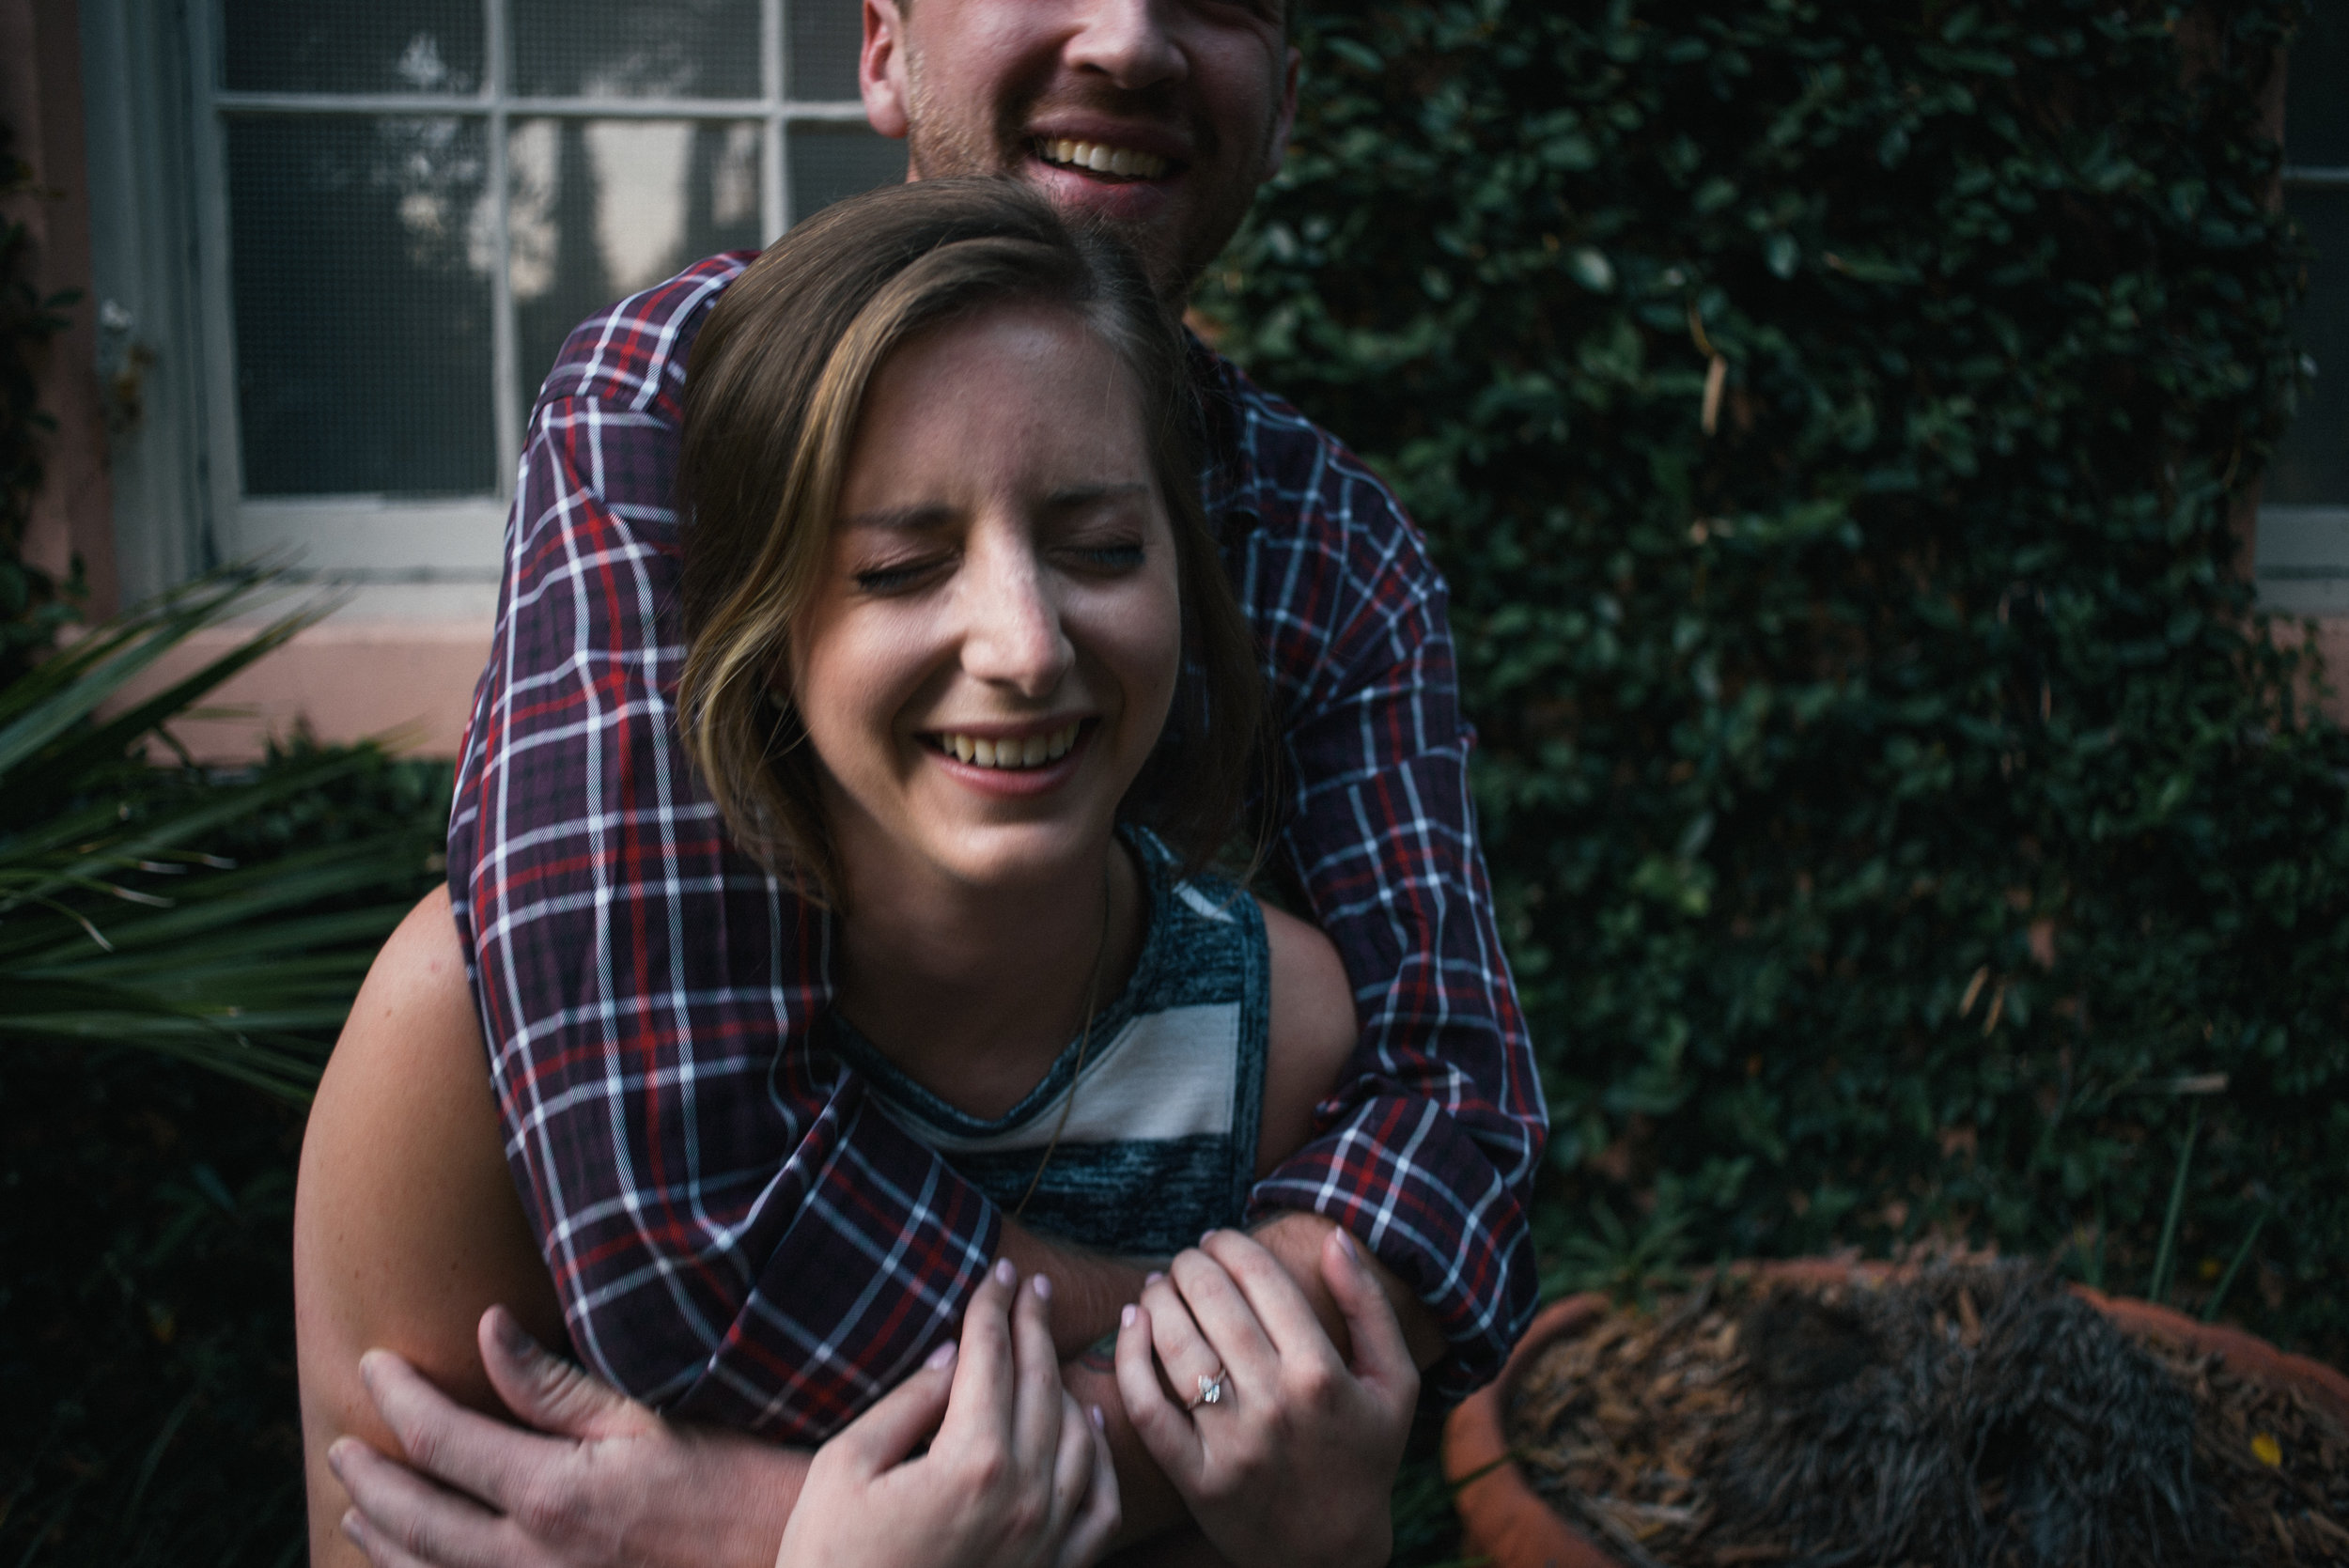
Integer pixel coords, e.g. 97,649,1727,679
1187,1369,1227,1411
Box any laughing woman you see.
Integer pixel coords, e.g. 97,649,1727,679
296,179,1420,1568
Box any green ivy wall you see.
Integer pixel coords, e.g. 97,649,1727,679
1202,0,2349,1355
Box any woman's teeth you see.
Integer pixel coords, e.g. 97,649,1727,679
941,722,1081,769
1040,139,1169,180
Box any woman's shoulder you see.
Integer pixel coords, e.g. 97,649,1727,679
294,887,565,1566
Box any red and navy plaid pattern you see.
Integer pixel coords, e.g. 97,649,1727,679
448,251,1546,1437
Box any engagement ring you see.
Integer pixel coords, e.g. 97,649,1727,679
1188,1370,1227,1410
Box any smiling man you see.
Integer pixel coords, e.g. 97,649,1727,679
870,0,1291,295
338,0,1543,1563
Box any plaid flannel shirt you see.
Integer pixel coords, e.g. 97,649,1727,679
448,251,1545,1437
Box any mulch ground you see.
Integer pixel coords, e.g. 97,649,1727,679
1504,1274,2349,1568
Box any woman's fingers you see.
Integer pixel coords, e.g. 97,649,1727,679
1319,1227,1420,1403
1140,1268,1246,1413
1046,1390,1095,1536
828,1338,960,1475
1010,1272,1065,1472
937,1257,1020,1449
1055,1405,1122,1568
1112,1302,1202,1481
1194,1229,1336,1370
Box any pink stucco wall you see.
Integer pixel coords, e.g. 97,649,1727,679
4,0,117,613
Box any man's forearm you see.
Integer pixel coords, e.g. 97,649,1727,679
1247,1211,1448,1370
996,1219,1153,1355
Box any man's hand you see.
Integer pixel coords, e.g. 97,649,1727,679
333,1307,804,1568
1114,1228,1418,1568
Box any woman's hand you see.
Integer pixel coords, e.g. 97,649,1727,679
1113,1227,1417,1568
776,1259,1120,1568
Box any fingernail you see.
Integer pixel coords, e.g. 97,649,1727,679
1201,1229,1217,1247
1144,1270,1165,1285
490,1308,537,1360
926,1340,958,1372
1090,1404,1107,1431
341,1511,364,1544
1032,1273,1052,1301
994,1258,1018,1286
1121,1304,1137,1328
326,1438,350,1476
1333,1228,1360,1262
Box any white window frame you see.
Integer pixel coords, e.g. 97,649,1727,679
80,0,877,604
2259,159,2349,618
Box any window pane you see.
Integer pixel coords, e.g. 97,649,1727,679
787,0,863,101
511,0,760,99
2271,189,2349,505
510,118,765,404
2287,6,2349,168
787,123,906,222
225,116,496,496
221,0,484,95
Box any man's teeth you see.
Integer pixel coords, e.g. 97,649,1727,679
1041,139,1169,180
941,722,1082,769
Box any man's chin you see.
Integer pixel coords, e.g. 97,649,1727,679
1017,158,1225,298
1020,153,1179,223
904,146,1216,298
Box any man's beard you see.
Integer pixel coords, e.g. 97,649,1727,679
899,62,1255,302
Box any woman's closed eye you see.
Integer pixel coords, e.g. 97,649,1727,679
851,555,952,595
1062,541,1146,573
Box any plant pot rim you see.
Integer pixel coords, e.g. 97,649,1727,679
1441,1259,2349,1568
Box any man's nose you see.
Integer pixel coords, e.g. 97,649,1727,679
1066,0,1187,91
959,550,1075,697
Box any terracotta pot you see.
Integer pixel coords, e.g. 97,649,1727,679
1441,1265,2349,1568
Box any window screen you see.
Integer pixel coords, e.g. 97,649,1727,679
2254,15,2349,618
211,0,902,505
226,116,497,496
2270,8,2349,507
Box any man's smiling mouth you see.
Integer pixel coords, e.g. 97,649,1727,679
1036,139,1172,181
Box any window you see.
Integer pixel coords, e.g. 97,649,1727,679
81,0,901,601
2260,9,2349,616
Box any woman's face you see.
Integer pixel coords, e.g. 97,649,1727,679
790,302,1181,900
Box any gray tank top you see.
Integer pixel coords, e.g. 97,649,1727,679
824,827,1269,1261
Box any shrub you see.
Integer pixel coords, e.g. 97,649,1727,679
1,117,84,681
1201,0,2349,1357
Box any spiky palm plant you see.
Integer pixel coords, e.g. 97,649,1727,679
1,570,441,1100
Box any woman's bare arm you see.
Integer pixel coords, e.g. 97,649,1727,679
1252,902,1446,1370
294,887,573,1567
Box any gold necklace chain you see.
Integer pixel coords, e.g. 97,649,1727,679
1008,858,1113,1221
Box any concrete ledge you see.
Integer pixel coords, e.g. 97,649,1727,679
108,618,491,762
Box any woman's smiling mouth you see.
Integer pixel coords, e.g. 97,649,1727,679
927,720,1087,771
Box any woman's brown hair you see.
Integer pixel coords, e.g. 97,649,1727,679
676,177,1264,906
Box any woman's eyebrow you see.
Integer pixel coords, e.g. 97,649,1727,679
1044,481,1152,510
835,503,956,535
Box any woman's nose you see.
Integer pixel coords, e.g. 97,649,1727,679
959,550,1074,697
